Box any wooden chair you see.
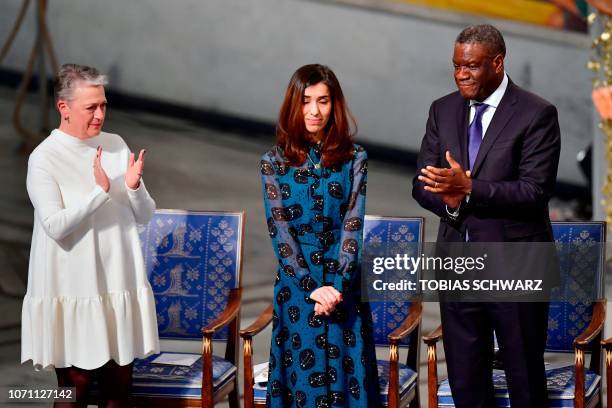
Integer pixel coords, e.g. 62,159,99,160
425,221,607,408
601,337,612,408
241,216,424,407
129,209,245,407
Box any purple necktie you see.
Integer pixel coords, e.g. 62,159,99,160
468,103,488,170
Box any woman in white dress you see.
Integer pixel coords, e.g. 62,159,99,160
21,64,159,407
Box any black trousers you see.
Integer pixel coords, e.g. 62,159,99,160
440,301,550,408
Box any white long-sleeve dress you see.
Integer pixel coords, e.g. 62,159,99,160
21,129,160,370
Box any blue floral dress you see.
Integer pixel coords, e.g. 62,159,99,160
260,143,380,407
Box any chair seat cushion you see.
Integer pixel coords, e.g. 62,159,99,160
132,352,236,399
438,365,601,408
253,359,417,406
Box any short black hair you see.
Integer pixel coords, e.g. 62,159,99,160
456,24,506,56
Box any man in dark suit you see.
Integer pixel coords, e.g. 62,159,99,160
413,25,560,407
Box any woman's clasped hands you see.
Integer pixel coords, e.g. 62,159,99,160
310,286,343,316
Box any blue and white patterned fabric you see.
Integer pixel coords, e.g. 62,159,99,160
438,366,601,408
132,353,237,399
134,210,243,400
138,210,243,341
364,216,423,347
253,360,417,406
364,217,422,405
547,222,605,352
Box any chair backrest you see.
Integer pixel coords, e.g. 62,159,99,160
363,216,424,346
139,209,244,341
546,221,606,352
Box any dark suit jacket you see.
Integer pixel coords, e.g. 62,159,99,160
412,79,561,244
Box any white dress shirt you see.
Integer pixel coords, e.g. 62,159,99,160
468,72,508,139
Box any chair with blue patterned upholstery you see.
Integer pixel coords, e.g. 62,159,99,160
241,216,424,408
424,221,607,408
131,209,245,407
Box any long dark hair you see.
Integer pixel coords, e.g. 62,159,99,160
276,64,357,168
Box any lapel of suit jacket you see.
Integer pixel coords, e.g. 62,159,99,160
470,80,518,177
454,96,470,169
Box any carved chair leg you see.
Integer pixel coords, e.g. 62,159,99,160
202,335,214,408
427,343,439,408
243,336,254,408
606,346,612,408
575,348,585,408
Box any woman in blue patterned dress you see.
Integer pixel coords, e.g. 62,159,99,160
260,64,380,407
